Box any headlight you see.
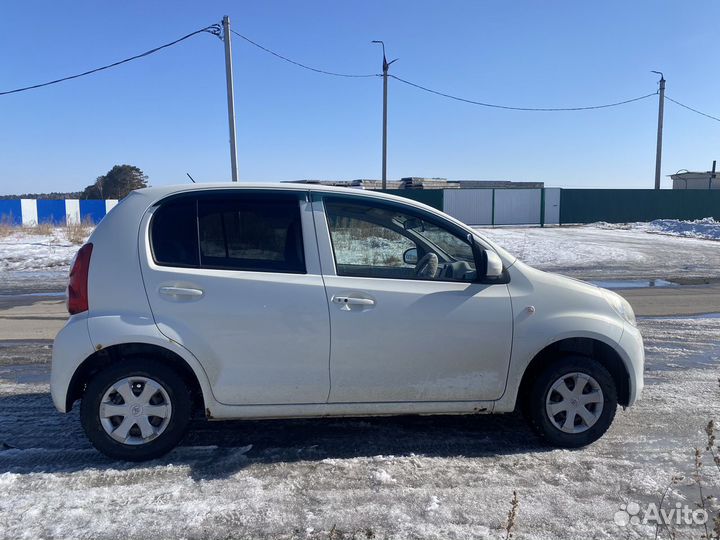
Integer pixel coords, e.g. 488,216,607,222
602,289,637,327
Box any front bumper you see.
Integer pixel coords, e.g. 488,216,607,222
619,322,645,406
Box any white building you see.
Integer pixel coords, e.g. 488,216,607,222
670,170,720,189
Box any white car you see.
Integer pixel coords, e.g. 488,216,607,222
51,184,644,461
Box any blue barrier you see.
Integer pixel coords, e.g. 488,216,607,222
37,200,67,224
0,200,22,225
0,199,116,226
79,199,106,224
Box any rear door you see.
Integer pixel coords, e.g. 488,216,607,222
139,190,330,405
314,194,513,403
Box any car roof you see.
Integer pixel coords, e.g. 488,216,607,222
137,182,380,196
134,182,426,207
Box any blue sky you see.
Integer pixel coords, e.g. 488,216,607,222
2,1,719,194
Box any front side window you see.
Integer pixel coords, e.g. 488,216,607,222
198,195,305,273
324,197,476,281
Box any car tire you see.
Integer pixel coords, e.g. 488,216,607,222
80,359,192,461
525,356,617,448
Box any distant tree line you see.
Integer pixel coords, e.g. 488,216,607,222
0,191,81,200
0,165,148,200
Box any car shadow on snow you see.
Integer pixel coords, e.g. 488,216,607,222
0,391,550,480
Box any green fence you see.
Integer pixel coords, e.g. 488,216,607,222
378,189,444,210
560,189,720,224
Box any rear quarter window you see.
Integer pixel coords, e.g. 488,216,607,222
150,199,199,267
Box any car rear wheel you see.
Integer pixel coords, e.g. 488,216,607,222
526,356,617,448
80,359,191,461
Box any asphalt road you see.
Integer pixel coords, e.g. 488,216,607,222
619,282,720,317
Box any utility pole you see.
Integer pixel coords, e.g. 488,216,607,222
372,41,397,190
652,71,665,190
710,160,716,190
223,15,239,182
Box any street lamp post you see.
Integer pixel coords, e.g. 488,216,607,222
223,15,239,182
372,40,397,190
652,70,665,190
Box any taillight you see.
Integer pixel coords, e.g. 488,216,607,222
67,243,93,315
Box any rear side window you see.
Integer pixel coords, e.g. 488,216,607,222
151,199,199,267
198,195,305,273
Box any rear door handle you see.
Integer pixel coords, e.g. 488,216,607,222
332,296,375,311
159,286,204,298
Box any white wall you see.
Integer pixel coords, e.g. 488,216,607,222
65,199,81,224
442,188,560,226
20,199,38,226
493,189,542,225
543,188,561,225
443,189,494,225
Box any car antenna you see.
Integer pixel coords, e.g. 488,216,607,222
186,172,196,183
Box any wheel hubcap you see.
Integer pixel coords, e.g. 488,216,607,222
99,376,172,445
545,372,604,434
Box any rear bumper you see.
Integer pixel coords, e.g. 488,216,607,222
50,314,94,412
619,323,644,406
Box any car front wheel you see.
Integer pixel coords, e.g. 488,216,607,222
526,356,618,448
80,359,191,461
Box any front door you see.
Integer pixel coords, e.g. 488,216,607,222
140,191,330,405
317,195,513,403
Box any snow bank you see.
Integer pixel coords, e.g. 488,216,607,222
594,217,720,241
0,228,87,273
646,217,720,240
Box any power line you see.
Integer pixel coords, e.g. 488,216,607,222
0,24,221,96
226,30,660,112
230,29,379,78
7,20,713,128
665,96,720,123
389,74,657,111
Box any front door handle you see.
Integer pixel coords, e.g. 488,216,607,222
159,286,204,298
332,296,375,311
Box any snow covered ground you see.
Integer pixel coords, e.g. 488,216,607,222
0,315,719,539
476,218,720,280
0,228,87,273
644,217,720,241
0,228,90,294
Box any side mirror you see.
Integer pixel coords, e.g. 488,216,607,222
403,247,418,265
484,250,504,278
467,234,505,282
